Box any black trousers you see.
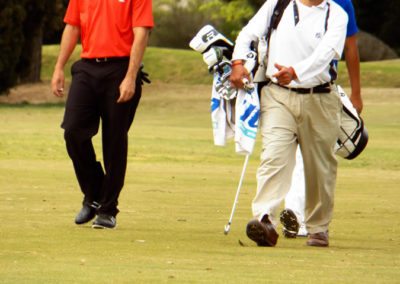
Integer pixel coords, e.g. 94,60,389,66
61,59,142,216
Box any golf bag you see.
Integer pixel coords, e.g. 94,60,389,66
189,25,260,155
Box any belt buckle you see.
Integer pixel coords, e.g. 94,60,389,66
95,58,108,63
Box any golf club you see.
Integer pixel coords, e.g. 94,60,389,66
224,154,250,235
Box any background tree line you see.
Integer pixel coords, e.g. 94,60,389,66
0,0,66,93
0,0,399,93
150,0,399,50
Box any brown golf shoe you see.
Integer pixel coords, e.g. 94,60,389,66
246,215,279,247
306,231,329,247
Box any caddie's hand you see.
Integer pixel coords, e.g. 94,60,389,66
230,62,249,89
51,68,65,97
118,76,136,103
273,63,297,85
350,93,363,114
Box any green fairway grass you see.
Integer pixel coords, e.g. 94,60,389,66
0,83,399,283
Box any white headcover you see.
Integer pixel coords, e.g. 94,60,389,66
189,25,234,53
203,47,224,68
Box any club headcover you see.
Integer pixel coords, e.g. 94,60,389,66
189,25,234,55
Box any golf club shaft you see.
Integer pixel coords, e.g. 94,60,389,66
225,154,250,233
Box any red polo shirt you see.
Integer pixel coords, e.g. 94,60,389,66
64,0,154,58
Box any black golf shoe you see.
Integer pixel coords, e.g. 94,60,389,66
75,205,96,225
246,215,279,247
92,214,116,229
279,208,300,238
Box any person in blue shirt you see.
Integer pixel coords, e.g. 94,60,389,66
280,0,363,238
336,0,362,114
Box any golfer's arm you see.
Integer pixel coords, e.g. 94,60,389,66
344,35,361,99
125,27,151,79
55,24,80,71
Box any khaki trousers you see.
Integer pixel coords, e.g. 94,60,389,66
252,83,341,234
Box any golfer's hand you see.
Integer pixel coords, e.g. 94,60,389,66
230,63,249,89
51,68,65,97
350,93,363,114
273,63,297,85
118,76,136,103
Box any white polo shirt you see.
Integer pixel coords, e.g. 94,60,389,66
232,0,348,88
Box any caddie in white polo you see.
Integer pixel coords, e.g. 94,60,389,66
230,0,348,247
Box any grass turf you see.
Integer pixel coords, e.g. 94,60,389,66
0,84,399,283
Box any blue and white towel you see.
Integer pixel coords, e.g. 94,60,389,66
210,77,260,155
234,87,260,155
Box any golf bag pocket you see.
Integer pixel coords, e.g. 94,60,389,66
253,37,269,83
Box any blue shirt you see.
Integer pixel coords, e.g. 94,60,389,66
333,0,358,37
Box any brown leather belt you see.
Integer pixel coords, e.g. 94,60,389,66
82,57,130,63
273,82,331,94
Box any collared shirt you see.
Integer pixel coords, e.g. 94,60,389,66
232,0,348,88
64,0,154,58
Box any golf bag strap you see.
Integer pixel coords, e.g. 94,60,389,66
266,0,292,45
251,0,290,84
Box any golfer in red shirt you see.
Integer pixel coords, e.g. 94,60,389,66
51,0,154,229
